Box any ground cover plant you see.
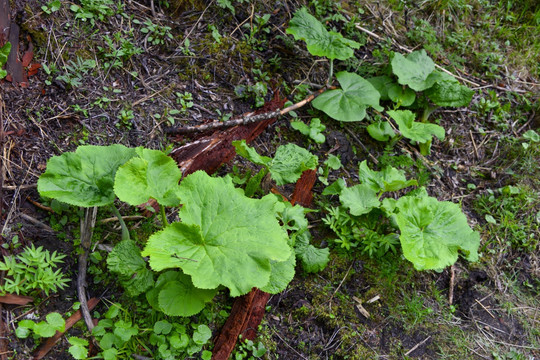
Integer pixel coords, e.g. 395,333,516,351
0,0,538,359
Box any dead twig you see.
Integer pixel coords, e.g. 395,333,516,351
77,207,98,332
449,264,455,305
404,336,431,356
165,87,333,135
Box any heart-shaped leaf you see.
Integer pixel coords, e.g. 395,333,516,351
313,71,383,122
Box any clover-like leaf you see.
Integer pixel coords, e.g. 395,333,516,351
394,190,480,270
358,160,417,193
387,110,445,143
340,183,380,216
68,337,89,360
391,50,437,91
291,118,326,144
286,7,360,60
313,71,383,122
142,171,291,296
367,121,396,142
107,240,154,296
114,148,182,206
38,145,137,207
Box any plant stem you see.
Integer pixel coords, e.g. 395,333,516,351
112,205,130,241
327,59,334,87
160,205,169,227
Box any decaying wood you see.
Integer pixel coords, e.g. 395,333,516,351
0,293,33,305
211,290,257,360
77,207,98,332
169,92,286,175
291,169,317,207
32,298,100,360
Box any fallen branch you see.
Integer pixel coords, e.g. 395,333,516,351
0,293,33,305
165,86,332,135
32,298,100,360
77,207,98,332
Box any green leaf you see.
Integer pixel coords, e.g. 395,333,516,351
391,50,436,91
325,154,342,170
102,348,118,360
295,232,329,273
286,7,360,60
113,320,138,342
142,171,291,296
358,161,417,193
193,325,212,345
394,190,480,270
425,75,474,107
114,148,182,206
367,121,396,142
387,110,445,143
34,321,57,338
157,272,217,317
387,83,416,106
107,240,154,296
46,312,65,332
38,145,137,207
291,118,326,144
322,178,347,196
68,337,89,360
260,253,296,294
312,71,383,122
269,144,318,185
340,183,380,216
15,320,34,338
523,129,540,142
153,320,173,335
367,75,393,101
232,140,271,167
0,42,11,79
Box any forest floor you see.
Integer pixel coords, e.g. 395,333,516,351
0,0,539,359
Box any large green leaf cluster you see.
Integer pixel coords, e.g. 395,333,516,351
328,162,479,270
142,171,292,297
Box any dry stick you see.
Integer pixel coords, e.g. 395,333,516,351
165,86,332,135
353,24,480,88
448,264,455,305
78,207,98,332
404,336,431,356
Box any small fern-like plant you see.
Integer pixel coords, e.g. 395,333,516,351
0,244,69,296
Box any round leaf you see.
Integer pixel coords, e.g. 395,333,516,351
313,71,382,122
38,145,137,207
391,50,436,91
387,110,445,143
142,171,291,296
260,253,296,294
394,192,480,270
114,148,182,206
